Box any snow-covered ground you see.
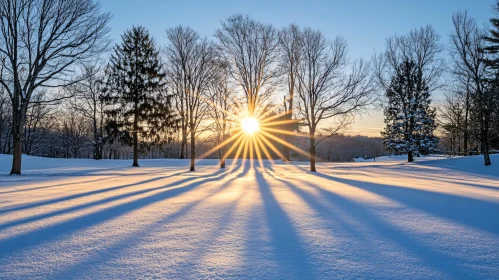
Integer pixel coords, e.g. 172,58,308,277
0,154,498,279
352,154,446,162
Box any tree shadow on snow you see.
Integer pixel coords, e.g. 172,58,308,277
47,170,246,279
311,172,499,237
244,171,315,278
0,168,228,258
0,176,120,195
0,171,191,214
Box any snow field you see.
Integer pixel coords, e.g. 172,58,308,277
0,155,498,279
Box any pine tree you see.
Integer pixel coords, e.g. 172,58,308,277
381,60,438,162
481,2,499,165
103,26,177,166
485,1,499,68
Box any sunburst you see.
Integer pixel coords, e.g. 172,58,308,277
196,95,321,170
241,117,260,134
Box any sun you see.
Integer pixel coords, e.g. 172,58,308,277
241,117,260,134
197,101,309,170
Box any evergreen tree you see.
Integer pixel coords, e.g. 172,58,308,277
485,1,499,68
103,26,177,166
381,60,438,162
481,3,499,164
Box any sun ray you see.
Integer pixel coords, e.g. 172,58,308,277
256,132,287,161
259,130,313,159
240,135,250,169
252,134,267,169
259,119,299,127
199,103,320,170
253,107,277,122
197,93,242,121
260,126,298,136
198,131,244,159
254,134,274,165
257,110,289,124
230,135,248,170
249,137,255,167
221,133,246,162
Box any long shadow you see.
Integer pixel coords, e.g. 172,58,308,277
0,176,119,195
295,175,479,278
47,170,245,279
312,172,499,236
270,173,460,277
165,185,249,277
0,164,132,177
384,170,499,193
266,172,371,244
332,163,499,193
0,171,225,231
0,170,227,257
0,171,188,214
416,157,499,179
254,172,314,278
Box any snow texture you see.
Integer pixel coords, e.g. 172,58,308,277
0,154,498,279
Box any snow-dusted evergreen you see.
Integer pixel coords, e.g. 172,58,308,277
382,60,438,162
102,26,177,167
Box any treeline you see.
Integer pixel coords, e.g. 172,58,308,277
437,10,499,165
1,0,498,174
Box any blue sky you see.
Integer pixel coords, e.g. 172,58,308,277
100,0,495,136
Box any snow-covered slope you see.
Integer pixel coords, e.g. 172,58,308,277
0,155,498,279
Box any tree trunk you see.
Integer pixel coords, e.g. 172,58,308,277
219,142,226,168
220,125,226,168
463,90,470,155
93,117,100,160
220,156,226,168
309,131,316,172
189,125,195,171
132,131,139,166
479,97,491,166
10,101,25,175
408,112,415,163
10,132,22,175
481,115,491,166
282,112,292,162
132,101,139,167
483,139,491,166
180,125,187,159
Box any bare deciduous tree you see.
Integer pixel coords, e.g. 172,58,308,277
277,24,302,161
0,89,12,153
68,63,106,159
165,29,193,160
166,26,216,171
438,91,466,156
374,25,444,93
363,137,386,162
450,11,493,165
215,14,279,116
206,61,234,168
0,0,110,174
296,28,375,172
23,91,57,155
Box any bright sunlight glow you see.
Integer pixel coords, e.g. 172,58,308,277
241,117,260,134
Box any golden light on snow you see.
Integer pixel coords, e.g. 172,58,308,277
241,117,260,134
